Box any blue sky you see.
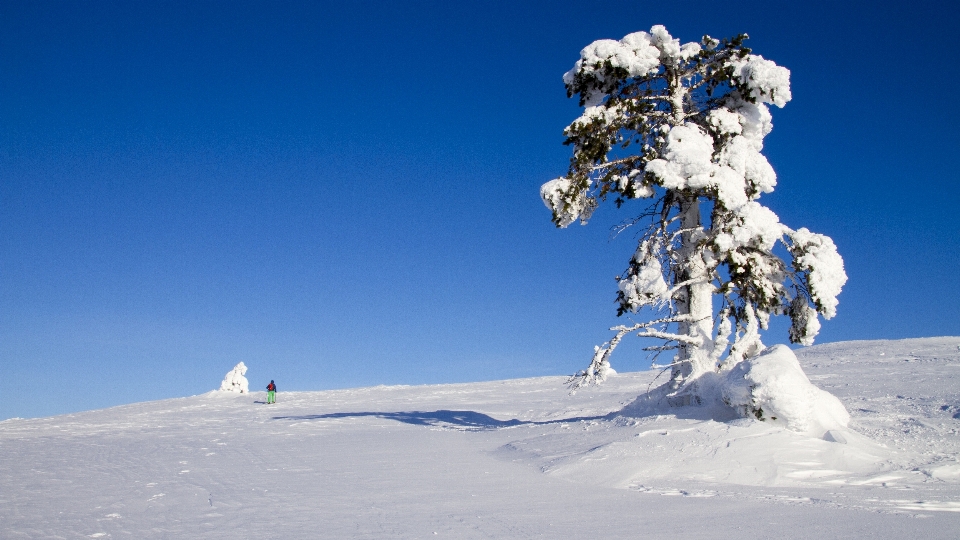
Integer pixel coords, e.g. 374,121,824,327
2,0,958,420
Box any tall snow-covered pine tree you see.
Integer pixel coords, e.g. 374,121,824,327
543,25,847,405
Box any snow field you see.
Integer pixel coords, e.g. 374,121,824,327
2,337,960,538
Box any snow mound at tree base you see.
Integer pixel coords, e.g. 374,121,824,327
720,344,851,437
552,344,875,487
619,345,850,438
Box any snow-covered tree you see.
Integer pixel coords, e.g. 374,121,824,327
542,25,847,406
219,362,249,393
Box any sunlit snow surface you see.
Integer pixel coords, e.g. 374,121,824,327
3,338,960,538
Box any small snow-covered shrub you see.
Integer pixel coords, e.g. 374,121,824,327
720,345,849,436
219,362,249,394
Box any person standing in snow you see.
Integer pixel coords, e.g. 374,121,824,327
266,380,277,404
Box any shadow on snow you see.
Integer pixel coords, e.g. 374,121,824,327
270,384,738,431
271,410,610,431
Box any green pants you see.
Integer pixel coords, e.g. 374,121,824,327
267,391,276,404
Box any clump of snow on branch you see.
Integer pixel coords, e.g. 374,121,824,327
575,103,625,127
618,257,670,310
706,108,742,135
645,124,715,191
730,55,792,107
734,99,774,141
218,362,249,394
540,177,595,227
563,32,660,107
788,228,847,318
714,202,786,253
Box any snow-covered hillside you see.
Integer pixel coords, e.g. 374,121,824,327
2,338,960,538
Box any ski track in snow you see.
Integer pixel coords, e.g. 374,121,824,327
2,337,960,538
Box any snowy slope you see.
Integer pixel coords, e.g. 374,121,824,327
2,338,960,538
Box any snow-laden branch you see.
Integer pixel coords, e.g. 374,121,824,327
616,313,697,328
568,315,702,390
633,329,703,345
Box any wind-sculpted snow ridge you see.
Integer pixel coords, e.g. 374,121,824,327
2,338,960,538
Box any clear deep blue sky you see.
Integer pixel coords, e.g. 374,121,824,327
2,0,958,420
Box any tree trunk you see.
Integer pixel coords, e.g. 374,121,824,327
672,196,715,391
667,78,714,401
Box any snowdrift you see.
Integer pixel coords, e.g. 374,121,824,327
721,344,851,435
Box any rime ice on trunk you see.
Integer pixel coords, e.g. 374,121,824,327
546,26,847,405
672,198,715,391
